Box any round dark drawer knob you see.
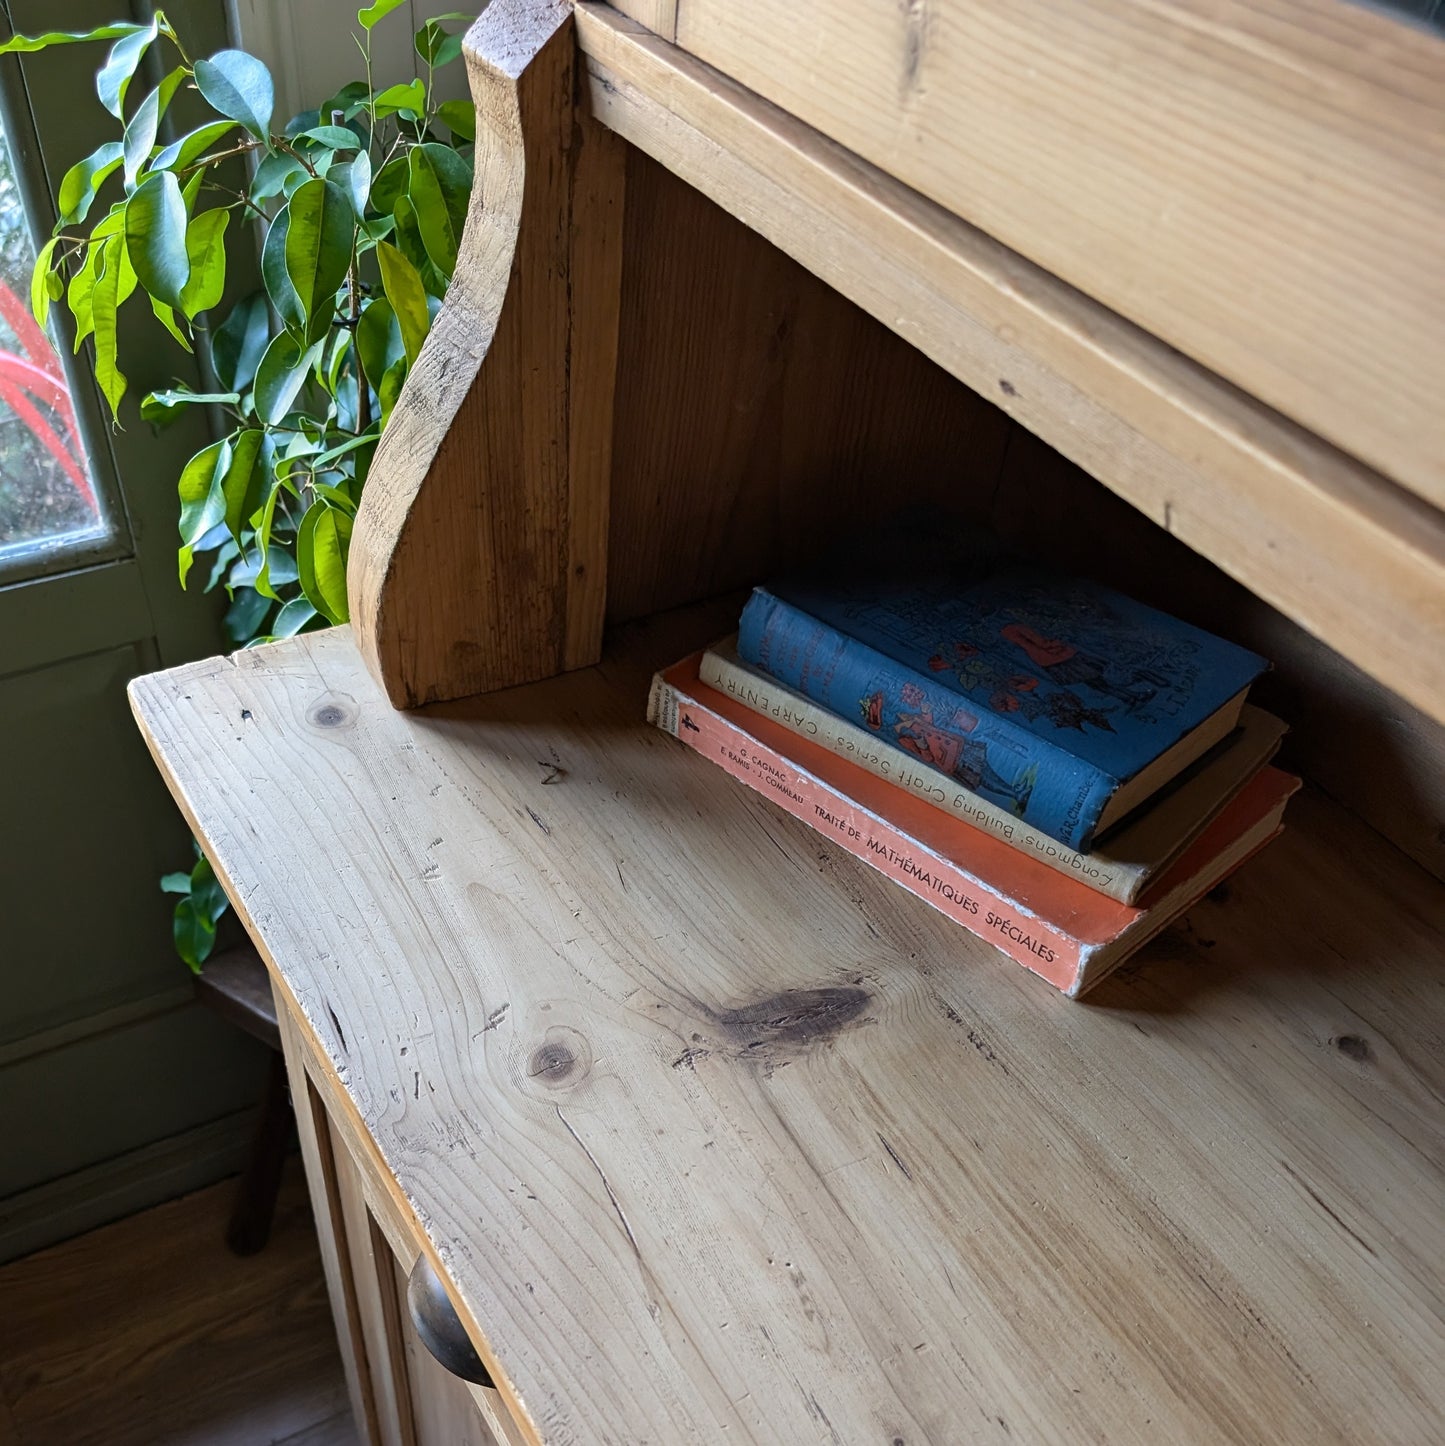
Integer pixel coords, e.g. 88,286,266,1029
406,1254,494,1386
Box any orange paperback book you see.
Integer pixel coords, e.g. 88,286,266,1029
649,652,1299,997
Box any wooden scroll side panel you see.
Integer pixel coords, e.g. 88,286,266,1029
349,0,624,708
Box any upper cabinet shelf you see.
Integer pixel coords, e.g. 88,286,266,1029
573,3,1445,724
652,0,1445,510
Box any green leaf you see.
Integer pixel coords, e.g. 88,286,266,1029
220,428,267,541
254,331,324,426
0,22,144,54
378,354,407,427
177,438,229,585
251,482,283,599
67,243,103,347
333,149,371,218
313,432,380,471
370,157,409,219
181,167,205,216
271,597,319,638
285,177,353,343
355,296,403,392
149,295,193,352
261,203,305,336
194,50,274,142
124,171,190,308
296,500,352,623
96,18,158,118
372,79,426,119
211,291,271,392
58,141,123,226
30,236,59,326
145,385,240,410
436,100,475,142
250,150,306,204
151,119,238,173
159,870,192,894
173,896,216,972
357,0,408,30
224,586,272,644
122,85,162,191
407,143,470,278
180,208,229,318
375,241,430,363
322,81,372,121
312,478,361,513
294,124,361,151
93,238,127,419
415,18,464,67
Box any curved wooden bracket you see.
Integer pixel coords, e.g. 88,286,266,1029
349,0,624,708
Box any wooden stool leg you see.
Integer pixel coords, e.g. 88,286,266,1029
226,1051,292,1256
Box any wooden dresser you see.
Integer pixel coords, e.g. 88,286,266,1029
130,3,1445,1442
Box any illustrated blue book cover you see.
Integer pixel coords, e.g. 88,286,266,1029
737,527,1268,850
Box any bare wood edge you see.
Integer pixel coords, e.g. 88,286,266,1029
126,668,546,1446
575,5,1445,725
350,0,623,709
605,0,677,42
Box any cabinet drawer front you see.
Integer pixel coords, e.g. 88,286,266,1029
672,0,1445,505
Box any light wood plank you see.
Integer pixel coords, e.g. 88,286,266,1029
672,0,1445,506
575,5,1445,726
279,999,385,1446
131,616,1445,1445
349,0,624,707
606,0,675,42
464,1386,529,1446
334,1150,418,1446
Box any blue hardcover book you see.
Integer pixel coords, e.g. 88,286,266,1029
737,531,1268,850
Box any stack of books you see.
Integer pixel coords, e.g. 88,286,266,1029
649,526,1299,997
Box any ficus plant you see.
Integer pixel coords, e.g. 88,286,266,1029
2,0,478,967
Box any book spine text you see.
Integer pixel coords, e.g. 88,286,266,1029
649,673,1085,993
700,649,1144,903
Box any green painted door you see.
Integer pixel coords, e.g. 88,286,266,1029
0,0,267,1261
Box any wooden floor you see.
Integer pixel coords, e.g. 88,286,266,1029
0,1161,357,1446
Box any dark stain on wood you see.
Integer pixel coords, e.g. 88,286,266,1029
324,1000,348,1055
1333,1033,1370,1062
900,0,929,95
704,986,872,1064
1279,1159,1378,1258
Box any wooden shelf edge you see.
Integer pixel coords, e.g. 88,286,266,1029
575,3,1445,725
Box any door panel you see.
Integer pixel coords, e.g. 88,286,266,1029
0,0,266,1258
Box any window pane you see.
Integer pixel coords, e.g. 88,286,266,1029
0,105,108,568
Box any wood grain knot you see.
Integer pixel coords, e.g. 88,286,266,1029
1333,1033,1370,1062
306,694,358,730
529,1042,576,1081
526,1026,592,1091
